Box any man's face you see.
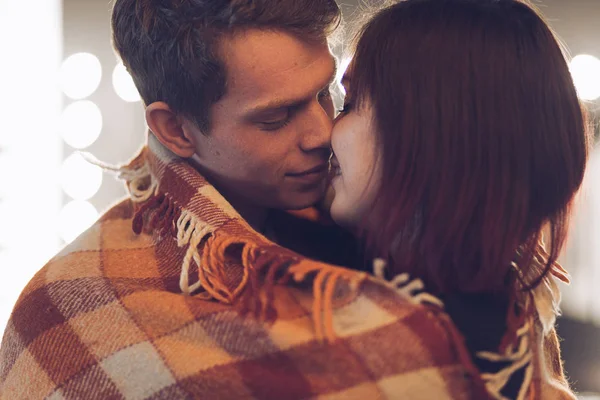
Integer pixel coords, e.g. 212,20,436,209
187,29,336,210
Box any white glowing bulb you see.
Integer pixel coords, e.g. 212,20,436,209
59,100,103,149
58,201,99,243
60,152,103,200
112,63,141,102
59,53,102,100
569,54,600,101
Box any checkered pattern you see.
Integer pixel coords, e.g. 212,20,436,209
0,137,575,399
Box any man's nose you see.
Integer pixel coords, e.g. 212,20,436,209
299,99,333,153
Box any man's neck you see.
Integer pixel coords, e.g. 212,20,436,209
208,182,269,233
226,197,269,234
187,158,269,234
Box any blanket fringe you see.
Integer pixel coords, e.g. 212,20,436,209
132,190,367,343
372,258,537,400
286,261,366,342
513,245,568,336
476,297,535,400
477,247,565,399
179,211,214,296
104,145,368,343
372,258,444,308
86,149,158,203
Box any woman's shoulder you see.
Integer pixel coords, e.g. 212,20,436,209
348,268,575,400
323,272,492,398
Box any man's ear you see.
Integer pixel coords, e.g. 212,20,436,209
145,102,196,158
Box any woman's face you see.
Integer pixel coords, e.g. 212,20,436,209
329,69,381,229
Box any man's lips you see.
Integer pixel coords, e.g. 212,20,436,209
287,163,329,177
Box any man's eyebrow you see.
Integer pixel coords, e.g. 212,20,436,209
243,56,338,119
244,98,305,119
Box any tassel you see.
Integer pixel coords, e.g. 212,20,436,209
132,190,368,343
132,193,164,235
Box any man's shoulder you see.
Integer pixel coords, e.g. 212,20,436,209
53,198,150,259
0,198,173,399
4,197,156,345
9,199,133,291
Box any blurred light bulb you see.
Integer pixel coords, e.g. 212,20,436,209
60,152,103,200
59,100,103,149
569,54,600,101
59,53,102,100
112,63,141,102
58,200,99,243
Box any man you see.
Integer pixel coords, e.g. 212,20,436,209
126,3,338,233
0,1,363,398
115,0,356,265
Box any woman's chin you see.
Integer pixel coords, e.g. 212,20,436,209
329,196,357,232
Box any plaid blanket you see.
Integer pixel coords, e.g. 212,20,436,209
0,134,575,399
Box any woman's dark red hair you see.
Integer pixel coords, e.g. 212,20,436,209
351,0,590,294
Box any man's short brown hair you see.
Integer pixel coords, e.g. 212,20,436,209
111,0,341,132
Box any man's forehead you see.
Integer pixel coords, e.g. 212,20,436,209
218,30,336,104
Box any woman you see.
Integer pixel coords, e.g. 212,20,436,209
330,0,588,398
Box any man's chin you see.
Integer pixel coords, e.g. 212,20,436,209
278,189,327,211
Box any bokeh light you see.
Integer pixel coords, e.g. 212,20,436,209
59,53,102,100
112,63,141,102
570,54,600,101
61,152,103,200
59,100,103,149
57,200,99,243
